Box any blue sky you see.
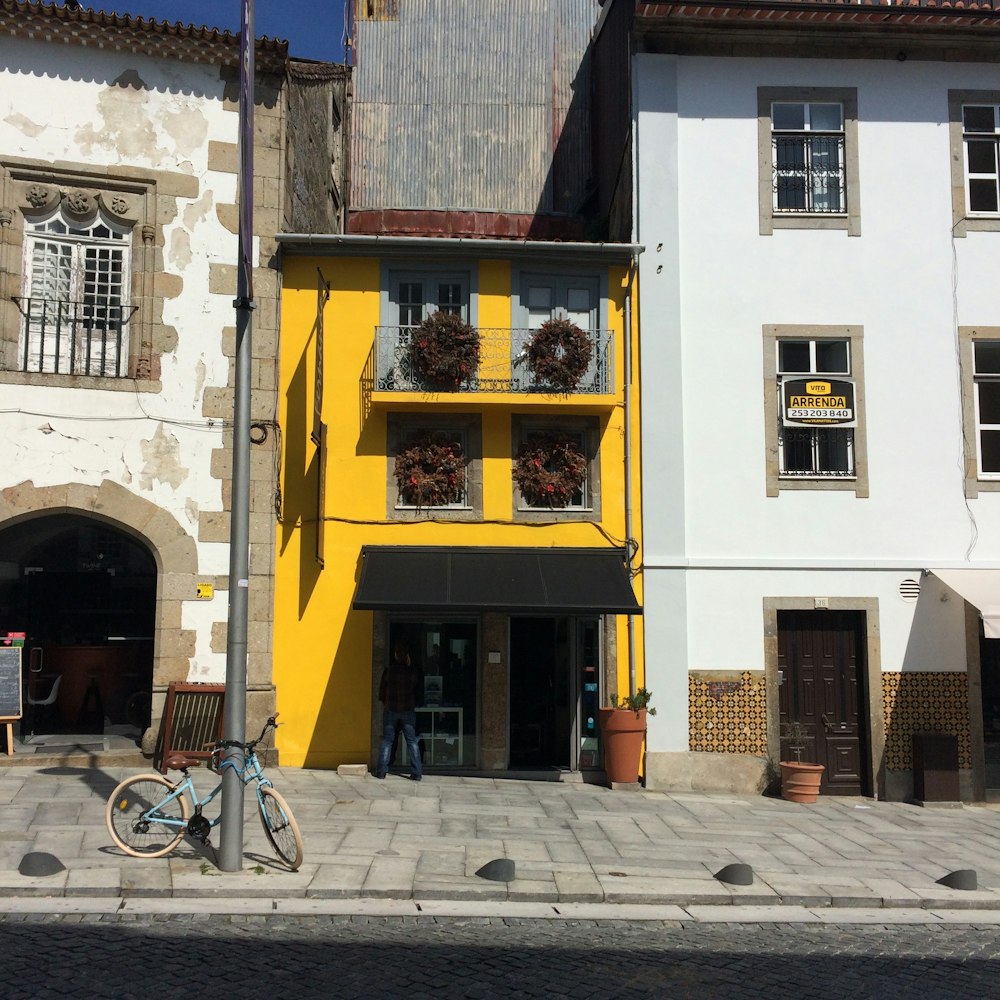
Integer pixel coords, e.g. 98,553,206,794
91,1,348,62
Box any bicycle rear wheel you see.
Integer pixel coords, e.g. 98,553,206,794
258,786,303,870
106,774,190,858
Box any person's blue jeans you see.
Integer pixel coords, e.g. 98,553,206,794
377,709,422,779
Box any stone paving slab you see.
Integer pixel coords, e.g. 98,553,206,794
6,763,1000,912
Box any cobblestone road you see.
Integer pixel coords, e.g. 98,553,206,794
2,915,998,999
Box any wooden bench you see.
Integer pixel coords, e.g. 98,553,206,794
155,682,225,774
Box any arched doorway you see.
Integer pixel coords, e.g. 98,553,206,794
0,513,156,743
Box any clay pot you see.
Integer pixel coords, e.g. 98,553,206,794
779,760,825,803
599,707,647,784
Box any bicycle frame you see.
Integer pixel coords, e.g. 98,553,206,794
138,742,275,840
107,714,302,868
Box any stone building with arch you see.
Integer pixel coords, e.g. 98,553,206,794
0,4,346,757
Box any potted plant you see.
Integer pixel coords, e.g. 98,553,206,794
779,721,825,803
599,687,655,785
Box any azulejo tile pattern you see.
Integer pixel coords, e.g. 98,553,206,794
688,671,767,755
882,671,971,770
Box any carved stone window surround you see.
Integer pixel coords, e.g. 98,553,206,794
0,158,164,386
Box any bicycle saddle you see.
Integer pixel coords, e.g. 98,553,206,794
164,753,204,771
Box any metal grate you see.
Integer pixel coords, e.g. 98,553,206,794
15,296,134,377
899,579,921,603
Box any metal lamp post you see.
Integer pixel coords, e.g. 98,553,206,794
219,0,255,873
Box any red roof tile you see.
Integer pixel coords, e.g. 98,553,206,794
635,0,1000,27
0,1,289,70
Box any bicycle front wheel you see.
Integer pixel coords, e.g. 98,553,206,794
258,786,303,870
106,774,190,859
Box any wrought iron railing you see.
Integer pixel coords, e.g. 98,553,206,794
372,326,614,394
13,297,135,378
773,134,845,214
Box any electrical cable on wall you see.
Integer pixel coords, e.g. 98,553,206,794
951,227,980,561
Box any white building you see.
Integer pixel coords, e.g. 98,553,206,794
0,4,344,755
595,0,1000,800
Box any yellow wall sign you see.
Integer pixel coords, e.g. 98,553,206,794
196,582,214,600
782,377,856,427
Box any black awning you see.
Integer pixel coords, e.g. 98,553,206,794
353,546,641,615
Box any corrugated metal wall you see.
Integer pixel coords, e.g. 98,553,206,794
351,0,598,215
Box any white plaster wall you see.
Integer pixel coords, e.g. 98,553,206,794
0,37,238,681
681,569,967,676
635,53,1000,749
640,54,1000,562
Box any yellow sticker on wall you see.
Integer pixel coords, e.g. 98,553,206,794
196,583,214,600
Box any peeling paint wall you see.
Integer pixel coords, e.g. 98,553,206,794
0,28,290,742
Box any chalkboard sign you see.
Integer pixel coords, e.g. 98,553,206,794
0,647,22,720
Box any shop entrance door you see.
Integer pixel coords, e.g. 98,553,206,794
509,616,601,771
777,610,869,796
979,637,1000,789
0,514,155,742
386,620,477,769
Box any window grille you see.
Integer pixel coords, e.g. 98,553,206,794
772,102,846,214
18,210,133,377
777,339,855,478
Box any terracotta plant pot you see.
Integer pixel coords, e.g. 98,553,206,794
779,760,825,803
599,707,647,784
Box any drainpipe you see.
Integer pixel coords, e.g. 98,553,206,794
623,251,640,698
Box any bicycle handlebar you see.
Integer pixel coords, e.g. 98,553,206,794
212,715,279,756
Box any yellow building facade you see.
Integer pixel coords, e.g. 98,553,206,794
273,236,643,776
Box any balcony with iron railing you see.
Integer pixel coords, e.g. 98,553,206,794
367,326,615,399
12,297,135,378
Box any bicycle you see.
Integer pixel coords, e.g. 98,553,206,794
105,715,304,870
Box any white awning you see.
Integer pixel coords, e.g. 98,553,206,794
931,569,1000,639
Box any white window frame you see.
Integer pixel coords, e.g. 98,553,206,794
959,327,1000,496
949,91,1000,237
776,338,854,480
771,101,846,216
973,343,1000,478
21,207,131,377
387,269,471,327
763,325,868,498
758,87,861,237
962,104,1000,218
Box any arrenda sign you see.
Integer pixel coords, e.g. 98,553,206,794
782,377,856,427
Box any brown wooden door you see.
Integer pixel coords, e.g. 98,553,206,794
778,610,868,795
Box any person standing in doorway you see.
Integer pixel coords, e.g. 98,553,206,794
375,639,423,781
